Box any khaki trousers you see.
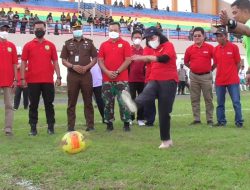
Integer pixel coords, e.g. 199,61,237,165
189,72,214,122
1,88,14,132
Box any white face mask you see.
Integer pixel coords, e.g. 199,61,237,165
73,30,83,38
109,31,119,39
0,31,8,40
133,38,142,45
148,37,160,49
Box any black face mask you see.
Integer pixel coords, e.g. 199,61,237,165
35,30,45,39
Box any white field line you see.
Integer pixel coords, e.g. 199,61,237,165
15,179,41,190
171,108,250,117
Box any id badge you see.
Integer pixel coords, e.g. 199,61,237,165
75,55,79,62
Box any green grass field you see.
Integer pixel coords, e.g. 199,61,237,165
0,92,250,190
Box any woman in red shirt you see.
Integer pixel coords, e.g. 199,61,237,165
122,26,178,149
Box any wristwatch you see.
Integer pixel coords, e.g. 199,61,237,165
57,76,62,80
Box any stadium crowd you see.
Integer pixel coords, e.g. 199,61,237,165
1,0,250,149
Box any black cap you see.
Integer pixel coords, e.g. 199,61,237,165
143,26,161,39
214,27,227,36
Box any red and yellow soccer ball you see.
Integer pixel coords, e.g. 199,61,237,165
61,131,86,154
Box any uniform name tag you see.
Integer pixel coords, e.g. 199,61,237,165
75,55,79,62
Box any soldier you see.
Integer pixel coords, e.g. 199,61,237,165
60,22,97,132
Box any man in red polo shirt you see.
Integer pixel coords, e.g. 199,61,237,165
129,30,146,126
184,27,214,126
98,22,132,131
0,24,18,136
21,20,61,136
212,27,243,127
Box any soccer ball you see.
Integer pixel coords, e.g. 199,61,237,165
61,131,86,154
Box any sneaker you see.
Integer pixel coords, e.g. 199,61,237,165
106,122,114,132
137,120,145,126
189,120,201,125
236,123,243,128
159,140,173,149
213,123,226,127
121,90,137,113
29,129,37,136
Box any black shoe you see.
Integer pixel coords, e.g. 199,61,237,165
47,124,54,135
106,122,113,131
123,122,131,132
189,120,201,125
207,120,214,126
29,129,37,136
212,123,226,127
29,124,37,136
236,123,243,128
123,126,131,132
86,127,95,131
47,129,55,135
145,122,154,127
67,127,75,132
5,131,13,136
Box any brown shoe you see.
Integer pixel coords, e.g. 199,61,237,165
5,131,13,136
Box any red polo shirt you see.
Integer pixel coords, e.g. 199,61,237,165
0,40,18,87
143,42,178,82
128,45,145,82
213,41,241,85
21,38,58,83
98,38,131,82
184,42,214,74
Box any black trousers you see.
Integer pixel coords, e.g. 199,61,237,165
135,80,177,140
129,82,144,120
28,83,55,125
14,86,29,109
178,81,186,94
93,86,104,119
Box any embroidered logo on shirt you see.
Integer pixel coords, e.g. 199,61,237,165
45,45,50,50
227,52,233,55
203,51,208,54
118,44,123,48
7,47,12,52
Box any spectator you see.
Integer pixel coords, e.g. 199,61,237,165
189,26,194,41
54,20,59,35
108,16,114,24
176,24,181,40
94,16,100,28
239,64,247,91
7,8,13,16
46,12,53,24
166,6,170,12
72,13,78,24
113,0,118,7
119,0,124,7
0,8,6,17
177,64,187,95
24,7,30,16
66,13,71,23
60,12,66,23
212,27,243,127
29,13,35,34
34,14,39,21
87,14,93,25
99,15,105,29
119,16,125,25
20,16,28,34
156,22,163,32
